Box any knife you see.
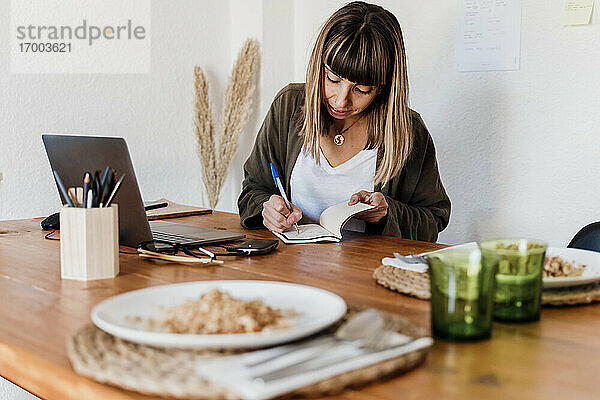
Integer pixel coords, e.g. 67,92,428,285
253,336,418,383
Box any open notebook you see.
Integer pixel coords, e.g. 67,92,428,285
273,202,374,243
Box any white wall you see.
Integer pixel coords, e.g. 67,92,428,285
1,0,599,249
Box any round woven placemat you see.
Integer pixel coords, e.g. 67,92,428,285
67,307,429,399
373,265,430,300
373,265,600,306
542,281,600,306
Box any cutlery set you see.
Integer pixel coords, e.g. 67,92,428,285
195,310,433,399
245,310,406,381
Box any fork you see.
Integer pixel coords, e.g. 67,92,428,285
393,252,428,265
334,309,402,350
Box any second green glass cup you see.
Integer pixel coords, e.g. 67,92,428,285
427,249,496,341
479,239,546,322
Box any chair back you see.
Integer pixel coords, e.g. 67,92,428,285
568,222,600,253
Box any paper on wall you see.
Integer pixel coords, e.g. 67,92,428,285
456,0,522,72
561,0,594,26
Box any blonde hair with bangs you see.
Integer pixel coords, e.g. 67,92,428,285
299,1,412,186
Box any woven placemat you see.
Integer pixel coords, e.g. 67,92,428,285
67,307,430,399
373,265,430,300
373,265,600,306
542,281,600,306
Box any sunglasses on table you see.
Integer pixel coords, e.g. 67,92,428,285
137,240,229,264
137,238,280,264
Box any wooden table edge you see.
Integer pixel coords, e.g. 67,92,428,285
0,338,138,399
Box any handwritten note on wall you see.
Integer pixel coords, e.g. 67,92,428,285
457,0,522,72
562,0,594,25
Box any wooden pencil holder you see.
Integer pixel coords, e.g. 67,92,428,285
60,205,119,281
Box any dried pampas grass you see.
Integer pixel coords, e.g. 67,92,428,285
194,39,259,209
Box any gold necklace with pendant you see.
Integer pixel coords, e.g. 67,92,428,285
332,114,365,146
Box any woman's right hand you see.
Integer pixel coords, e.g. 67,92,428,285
262,195,302,233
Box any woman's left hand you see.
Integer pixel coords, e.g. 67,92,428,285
348,191,388,223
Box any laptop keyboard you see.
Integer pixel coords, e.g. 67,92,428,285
152,231,201,244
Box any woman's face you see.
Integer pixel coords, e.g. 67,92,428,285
323,66,379,121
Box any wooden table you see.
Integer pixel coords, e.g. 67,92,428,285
0,212,599,400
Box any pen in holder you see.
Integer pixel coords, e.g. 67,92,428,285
60,204,119,281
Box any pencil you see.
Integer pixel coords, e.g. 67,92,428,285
104,173,126,207
82,172,90,208
53,170,74,207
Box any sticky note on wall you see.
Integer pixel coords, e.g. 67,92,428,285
562,0,594,25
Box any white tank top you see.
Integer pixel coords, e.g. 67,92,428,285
290,148,377,232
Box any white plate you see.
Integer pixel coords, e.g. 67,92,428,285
91,280,347,349
543,247,600,288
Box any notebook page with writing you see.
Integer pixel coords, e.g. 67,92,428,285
273,224,338,243
273,202,374,244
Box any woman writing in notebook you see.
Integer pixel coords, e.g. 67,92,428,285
238,1,451,242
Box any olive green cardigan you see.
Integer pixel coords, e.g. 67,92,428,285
237,84,450,242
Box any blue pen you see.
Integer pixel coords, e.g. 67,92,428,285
269,163,300,234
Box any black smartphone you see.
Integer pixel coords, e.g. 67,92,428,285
226,239,279,255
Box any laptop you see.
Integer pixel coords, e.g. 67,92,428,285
42,134,245,247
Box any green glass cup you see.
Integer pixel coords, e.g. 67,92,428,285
479,239,546,322
427,249,496,341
